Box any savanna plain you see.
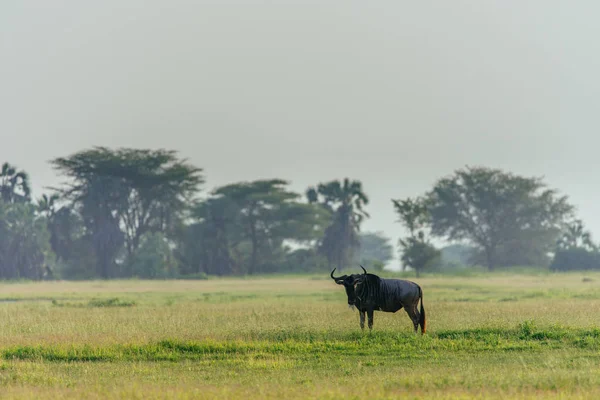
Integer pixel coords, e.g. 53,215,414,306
1,272,600,399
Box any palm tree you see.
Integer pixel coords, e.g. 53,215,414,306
556,220,596,251
37,193,60,217
0,203,50,279
306,178,369,271
0,162,31,203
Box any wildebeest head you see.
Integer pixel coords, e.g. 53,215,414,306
330,265,368,310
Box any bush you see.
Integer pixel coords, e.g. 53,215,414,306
550,248,600,271
129,232,178,279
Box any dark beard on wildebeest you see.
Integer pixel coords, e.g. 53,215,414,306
330,265,426,334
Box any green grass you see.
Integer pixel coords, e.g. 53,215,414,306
51,297,137,308
0,273,599,398
2,324,600,363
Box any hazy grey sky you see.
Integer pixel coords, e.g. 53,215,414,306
2,1,600,265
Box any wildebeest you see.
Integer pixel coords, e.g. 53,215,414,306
330,265,426,334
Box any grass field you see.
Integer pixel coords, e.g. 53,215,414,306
1,272,600,399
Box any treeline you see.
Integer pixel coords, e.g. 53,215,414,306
0,148,595,280
392,166,599,275
0,148,392,280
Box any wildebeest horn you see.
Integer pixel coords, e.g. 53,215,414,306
360,265,367,275
330,268,342,280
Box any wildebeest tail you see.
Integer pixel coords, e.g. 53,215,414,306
419,286,426,335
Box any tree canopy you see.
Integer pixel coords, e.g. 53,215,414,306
50,147,203,277
208,179,329,274
392,197,440,277
425,166,574,270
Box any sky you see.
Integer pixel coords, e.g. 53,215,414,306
2,1,600,267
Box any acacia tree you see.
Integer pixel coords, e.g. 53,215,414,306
51,147,203,278
177,180,328,276
392,197,440,277
213,179,329,274
307,178,369,272
426,166,574,270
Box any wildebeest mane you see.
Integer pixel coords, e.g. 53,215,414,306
355,273,383,307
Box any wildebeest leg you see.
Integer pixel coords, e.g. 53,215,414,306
367,309,374,331
405,304,420,334
359,311,365,330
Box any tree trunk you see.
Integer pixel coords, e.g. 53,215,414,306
97,246,110,279
250,239,258,274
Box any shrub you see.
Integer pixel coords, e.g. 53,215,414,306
550,248,600,271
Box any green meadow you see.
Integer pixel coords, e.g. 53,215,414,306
1,272,600,399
